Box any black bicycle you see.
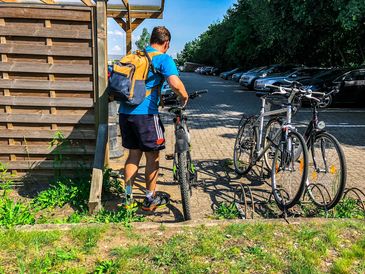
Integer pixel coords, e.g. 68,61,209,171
164,89,208,220
265,86,346,209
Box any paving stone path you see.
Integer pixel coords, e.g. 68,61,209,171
112,73,365,222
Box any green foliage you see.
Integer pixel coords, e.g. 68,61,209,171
0,197,35,228
330,197,365,219
94,205,144,227
32,176,90,212
177,0,365,68
135,28,150,50
94,259,120,274
214,202,240,219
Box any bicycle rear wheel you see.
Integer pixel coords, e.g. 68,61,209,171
306,132,346,209
178,151,192,220
233,117,257,175
271,131,308,210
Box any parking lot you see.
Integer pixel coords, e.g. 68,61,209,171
123,72,365,222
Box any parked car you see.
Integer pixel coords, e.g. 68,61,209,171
201,66,214,75
239,64,302,89
195,67,204,73
301,68,365,108
210,67,221,76
254,68,327,91
231,71,247,82
220,68,239,80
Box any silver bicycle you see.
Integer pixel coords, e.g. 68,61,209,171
233,84,308,209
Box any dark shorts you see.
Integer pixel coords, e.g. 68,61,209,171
119,114,165,152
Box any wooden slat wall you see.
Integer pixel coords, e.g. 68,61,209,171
0,4,96,182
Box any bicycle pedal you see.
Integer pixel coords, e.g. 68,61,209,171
165,154,174,160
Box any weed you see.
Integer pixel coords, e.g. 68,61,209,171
71,226,106,252
94,205,144,227
214,202,240,219
0,197,35,228
94,259,120,274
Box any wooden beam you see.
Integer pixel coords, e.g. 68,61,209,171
40,0,55,4
121,0,128,9
0,129,96,140
0,44,92,57
132,18,145,31
114,17,126,31
0,96,94,108
0,7,91,21
107,11,163,19
0,25,92,40
3,160,93,170
81,0,94,6
108,4,162,11
0,62,93,74
88,123,108,214
0,113,95,124
0,145,95,155
0,79,93,91
95,0,109,127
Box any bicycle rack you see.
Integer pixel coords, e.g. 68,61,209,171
232,184,255,219
303,183,331,217
343,187,365,213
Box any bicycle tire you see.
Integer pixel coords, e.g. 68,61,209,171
178,151,192,220
306,132,346,209
233,117,257,175
263,117,282,170
271,130,308,210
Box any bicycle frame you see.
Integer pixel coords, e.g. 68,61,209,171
251,90,297,163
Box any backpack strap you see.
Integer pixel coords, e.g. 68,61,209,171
143,49,165,107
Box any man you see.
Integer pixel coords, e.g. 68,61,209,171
119,26,189,211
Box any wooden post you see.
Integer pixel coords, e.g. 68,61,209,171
89,124,108,213
89,0,109,213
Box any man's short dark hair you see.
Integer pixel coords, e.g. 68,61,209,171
150,26,171,45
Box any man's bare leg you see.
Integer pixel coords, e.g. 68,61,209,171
124,149,143,197
145,151,160,194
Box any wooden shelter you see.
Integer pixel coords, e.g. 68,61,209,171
0,0,165,211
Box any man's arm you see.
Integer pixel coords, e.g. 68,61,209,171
167,75,189,106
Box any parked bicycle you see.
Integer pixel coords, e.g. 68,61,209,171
164,89,208,220
234,83,309,210
265,86,347,209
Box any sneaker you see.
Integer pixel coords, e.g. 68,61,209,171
122,194,138,209
141,193,170,211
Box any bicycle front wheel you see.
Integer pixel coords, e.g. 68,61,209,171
178,151,192,220
306,132,347,209
233,118,257,175
271,131,308,210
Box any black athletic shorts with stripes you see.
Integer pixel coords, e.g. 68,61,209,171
119,114,165,152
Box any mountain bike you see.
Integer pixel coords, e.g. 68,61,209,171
165,89,208,220
234,83,308,210
265,85,346,209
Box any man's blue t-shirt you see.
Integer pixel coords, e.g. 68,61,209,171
118,46,179,115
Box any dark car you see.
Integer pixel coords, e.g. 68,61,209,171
211,67,221,76
220,68,239,80
239,64,302,89
322,68,365,107
254,68,327,91
201,66,213,75
299,68,354,107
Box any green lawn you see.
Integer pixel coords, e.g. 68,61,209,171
0,220,364,273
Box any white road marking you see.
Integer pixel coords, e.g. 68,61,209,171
295,124,365,128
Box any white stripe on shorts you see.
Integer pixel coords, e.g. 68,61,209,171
154,115,163,139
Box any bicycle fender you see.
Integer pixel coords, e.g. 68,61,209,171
175,127,189,153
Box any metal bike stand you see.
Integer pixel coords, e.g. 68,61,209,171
343,187,365,213
232,184,255,219
303,183,331,218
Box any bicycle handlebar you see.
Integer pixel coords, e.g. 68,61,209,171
167,89,208,113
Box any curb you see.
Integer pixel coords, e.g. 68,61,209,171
7,217,362,232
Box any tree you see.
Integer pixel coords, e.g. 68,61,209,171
135,28,150,50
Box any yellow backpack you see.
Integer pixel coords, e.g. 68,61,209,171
108,49,163,105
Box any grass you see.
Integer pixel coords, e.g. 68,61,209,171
0,220,364,273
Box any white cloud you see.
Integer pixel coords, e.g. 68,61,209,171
110,45,122,54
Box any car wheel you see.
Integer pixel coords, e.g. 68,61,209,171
319,94,332,108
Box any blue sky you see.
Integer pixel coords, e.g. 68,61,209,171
107,0,236,58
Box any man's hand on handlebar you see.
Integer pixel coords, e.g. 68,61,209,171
180,95,189,108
